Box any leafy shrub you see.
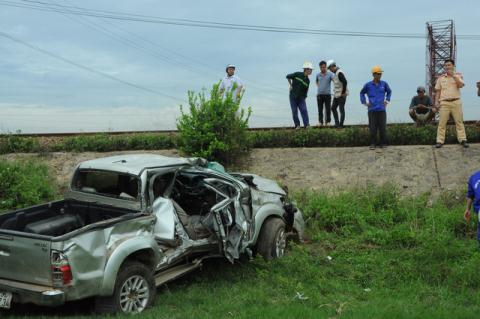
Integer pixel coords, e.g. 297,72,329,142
61,134,112,152
0,160,56,211
176,84,251,163
59,133,175,152
250,123,480,148
0,134,41,154
124,133,176,150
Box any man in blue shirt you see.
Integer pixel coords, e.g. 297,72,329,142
360,66,392,150
316,61,334,126
465,170,480,246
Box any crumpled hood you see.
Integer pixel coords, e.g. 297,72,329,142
236,173,286,196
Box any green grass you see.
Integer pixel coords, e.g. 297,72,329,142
141,186,479,319
4,184,479,318
0,159,56,211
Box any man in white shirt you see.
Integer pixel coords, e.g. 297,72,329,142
219,64,244,101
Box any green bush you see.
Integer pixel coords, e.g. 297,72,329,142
0,160,56,211
249,124,480,148
0,134,41,154
59,133,176,152
176,84,251,163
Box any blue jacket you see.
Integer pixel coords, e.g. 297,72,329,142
468,170,480,213
360,80,392,112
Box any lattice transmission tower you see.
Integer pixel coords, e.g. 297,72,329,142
426,20,456,102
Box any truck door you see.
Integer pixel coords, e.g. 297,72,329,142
147,170,178,243
202,178,250,263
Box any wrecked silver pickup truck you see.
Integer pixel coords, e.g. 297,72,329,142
0,154,304,314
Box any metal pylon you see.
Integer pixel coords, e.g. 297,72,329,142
426,20,456,104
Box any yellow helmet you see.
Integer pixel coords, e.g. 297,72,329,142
371,66,383,74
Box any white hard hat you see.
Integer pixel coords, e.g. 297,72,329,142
302,61,313,69
226,64,236,69
326,60,336,68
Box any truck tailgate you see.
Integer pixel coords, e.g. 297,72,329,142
0,232,52,286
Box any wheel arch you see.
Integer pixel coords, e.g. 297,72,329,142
98,237,161,296
251,204,285,245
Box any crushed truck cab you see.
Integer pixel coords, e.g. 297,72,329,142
0,154,304,314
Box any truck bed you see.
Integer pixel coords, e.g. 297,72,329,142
0,199,139,237
0,199,143,288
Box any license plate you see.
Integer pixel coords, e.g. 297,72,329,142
0,291,12,309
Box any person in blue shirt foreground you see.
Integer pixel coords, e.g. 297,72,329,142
465,170,480,247
360,66,392,150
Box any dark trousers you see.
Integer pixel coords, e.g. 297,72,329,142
368,111,387,145
332,96,346,126
289,95,309,127
316,94,331,124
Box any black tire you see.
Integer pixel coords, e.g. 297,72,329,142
95,261,156,314
255,218,287,260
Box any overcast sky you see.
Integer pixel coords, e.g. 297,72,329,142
0,0,479,133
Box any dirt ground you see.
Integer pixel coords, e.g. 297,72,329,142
2,144,479,196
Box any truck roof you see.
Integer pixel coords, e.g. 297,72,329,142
77,154,193,175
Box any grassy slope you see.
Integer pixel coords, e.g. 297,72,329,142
5,185,479,319
141,186,479,319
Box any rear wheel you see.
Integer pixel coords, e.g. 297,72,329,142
255,218,287,260
95,262,156,314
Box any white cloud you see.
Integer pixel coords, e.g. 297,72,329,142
0,103,181,133
0,0,479,133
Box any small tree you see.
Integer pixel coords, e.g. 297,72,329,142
176,83,251,163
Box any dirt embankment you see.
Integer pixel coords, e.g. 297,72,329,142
2,145,479,196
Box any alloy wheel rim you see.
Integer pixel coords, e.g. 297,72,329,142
119,275,150,313
275,229,287,257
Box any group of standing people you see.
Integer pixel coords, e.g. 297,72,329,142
220,59,473,151
286,60,348,129
286,58,473,150
286,61,392,149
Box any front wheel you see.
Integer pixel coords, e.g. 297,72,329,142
95,262,156,314
255,218,287,260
